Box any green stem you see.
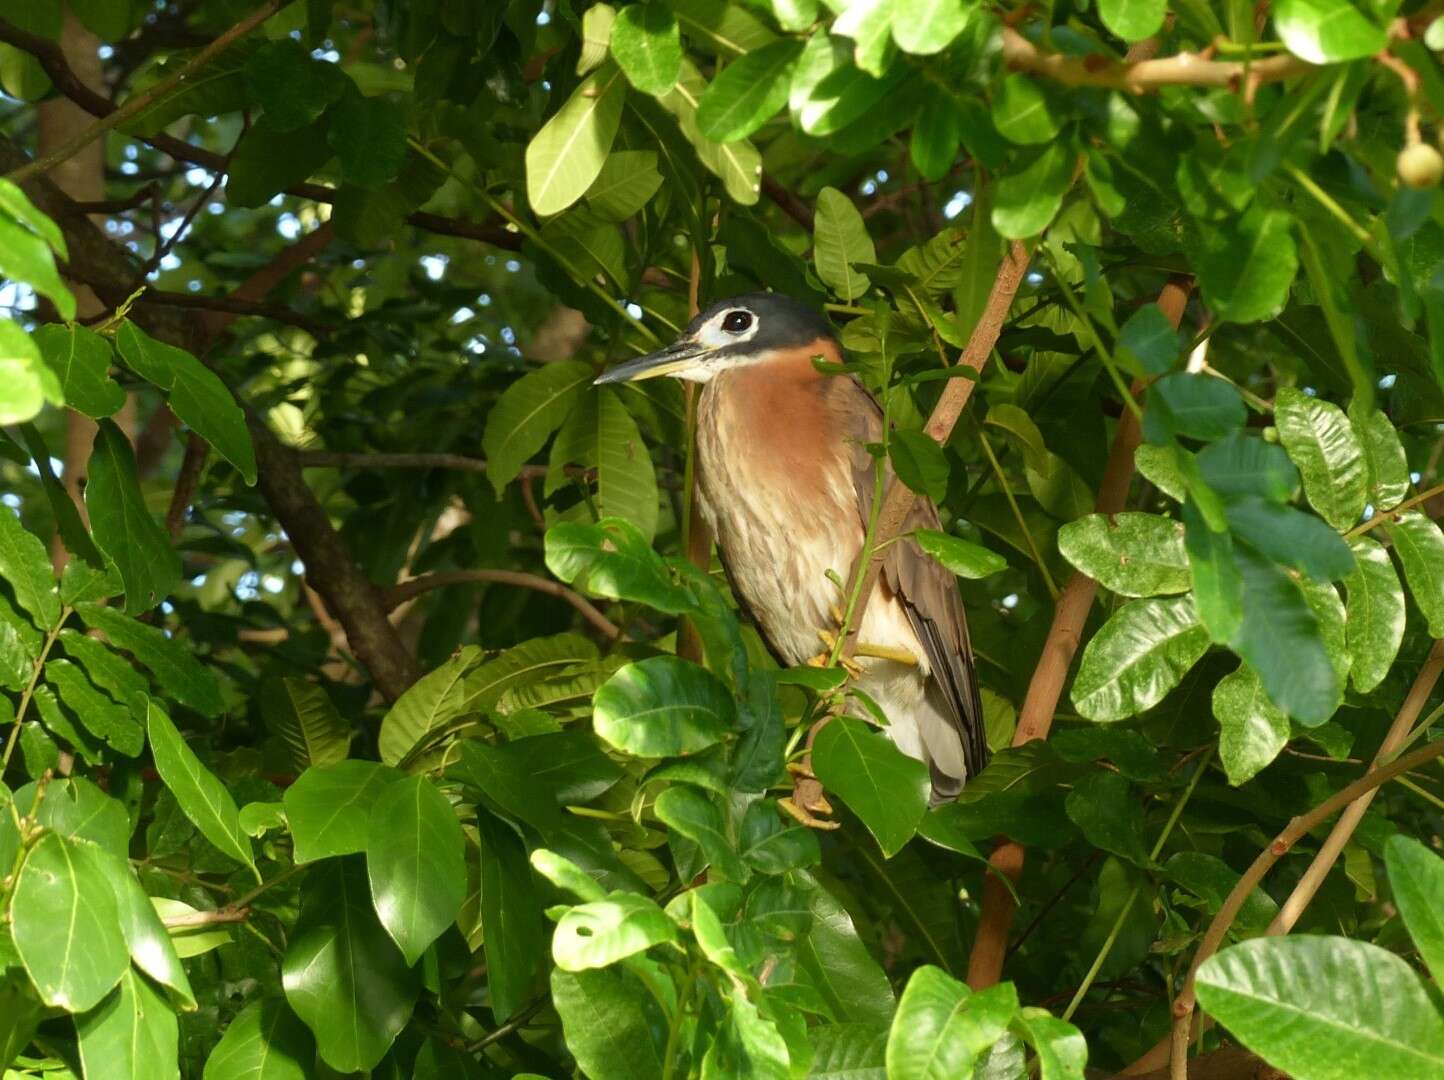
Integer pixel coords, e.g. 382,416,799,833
1284,164,1376,251
1345,481,1444,538
1,610,69,774
828,452,888,668
976,423,1059,599
1046,255,1144,421
660,968,699,1080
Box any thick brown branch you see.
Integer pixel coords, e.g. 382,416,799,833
133,290,330,336
762,175,815,230
166,433,207,539
298,450,492,476
1000,25,1315,94
383,570,621,640
967,275,1191,991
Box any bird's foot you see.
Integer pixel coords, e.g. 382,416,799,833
811,630,865,678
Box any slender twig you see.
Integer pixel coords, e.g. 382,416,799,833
162,906,250,929
165,433,208,538
976,423,1059,598
383,570,621,639
1345,481,1444,537
5,0,289,184
131,291,330,336
1,615,68,774
1168,736,1444,1079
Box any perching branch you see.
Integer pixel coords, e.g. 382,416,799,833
382,570,621,640
966,276,1192,991
4,0,289,184
1000,25,1315,95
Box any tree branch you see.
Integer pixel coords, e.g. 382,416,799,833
1000,25,1315,94
132,290,330,336
4,0,288,184
383,570,621,640
298,450,493,476
966,275,1192,991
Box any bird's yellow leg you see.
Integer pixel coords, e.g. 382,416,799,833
851,643,919,665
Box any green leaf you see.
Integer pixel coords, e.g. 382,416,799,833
1342,536,1405,693
225,114,334,208
611,1,682,96
814,186,877,300
739,801,821,873
75,603,223,716
1057,513,1190,597
150,898,232,959
76,968,179,1080
1385,511,1444,637
45,658,143,756
147,699,257,879
327,90,407,189
85,421,180,615
1144,373,1247,443
282,858,419,1073
202,999,315,1080
992,141,1072,239
654,785,749,880
911,94,962,182
546,518,700,613
1196,432,1299,502
114,321,256,485
890,429,949,503
586,150,663,220
1274,387,1368,530
656,59,764,205
597,387,660,541
482,360,594,493
553,891,678,970
1212,665,1288,785
813,716,929,857
991,74,1058,145
1165,851,1279,930
11,833,129,1011
376,645,482,766
0,502,59,630
0,319,62,426
1187,207,1298,324
32,324,124,419
0,216,74,321
985,403,1093,520
1064,770,1151,865
1350,405,1410,511
365,775,466,965
1385,835,1444,986
891,0,972,54
244,39,348,132
8,776,130,856
1273,0,1388,63
1135,443,1188,501
578,3,616,74
1117,304,1181,375
475,811,545,1020
1223,498,1355,581
886,967,1017,1080
0,177,66,256
913,528,1007,579
284,760,400,863
592,655,734,757
1100,0,1165,40
551,967,668,1080
1196,936,1444,1079
698,39,802,141
527,64,627,216
262,677,349,770
1071,597,1210,722
1012,1009,1087,1080
796,875,897,1023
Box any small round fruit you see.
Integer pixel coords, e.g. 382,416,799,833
1398,143,1444,188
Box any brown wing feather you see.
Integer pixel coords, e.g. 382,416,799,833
829,376,991,781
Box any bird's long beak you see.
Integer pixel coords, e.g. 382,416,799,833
594,338,709,384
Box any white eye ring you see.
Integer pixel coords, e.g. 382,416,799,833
721,310,753,333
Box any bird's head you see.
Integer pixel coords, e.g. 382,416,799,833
594,292,836,385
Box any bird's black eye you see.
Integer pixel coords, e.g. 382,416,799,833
722,310,753,333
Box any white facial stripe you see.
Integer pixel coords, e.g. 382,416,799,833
696,308,760,349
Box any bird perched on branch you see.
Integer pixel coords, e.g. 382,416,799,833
596,292,989,804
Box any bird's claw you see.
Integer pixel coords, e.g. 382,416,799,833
782,762,840,829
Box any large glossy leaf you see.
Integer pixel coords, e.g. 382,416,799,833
991,73,1058,146
262,676,349,769
891,0,972,54
45,658,143,756
1071,597,1210,722
654,785,749,880
1100,0,1165,40
1013,1009,1087,1080
147,700,257,879
696,39,801,141
84,422,181,616
992,141,1072,239
796,876,896,1024
0,217,74,320
1196,936,1444,1079
114,321,255,484
243,38,348,132
596,387,659,541
592,655,734,757
1212,665,1288,785
1274,0,1388,63
1350,405,1410,510
482,360,593,493
913,528,1007,579
1385,835,1444,986
657,58,764,205
76,968,179,1080
32,323,124,419
1196,431,1299,502
1386,511,1444,637
0,320,62,426
75,603,223,716
376,645,482,765
1187,207,1298,324
1057,513,1190,597
91,848,194,1010
586,150,664,220
1224,498,1355,583
475,811,545,1021
885,966,1016,1080
285,760,400,863
8,776,130,856
202,999,314,1080
365,775,466,965
553,891,677,970
328,91,407,189
11,833,129,1012
610,2,682,95
1274,387,1368,530
526,65,627,215
545,517,699,612
1143,373,1247,443
814,186,876,300
812,717,929,857
1232,544,1338,725
0,502,59,630
1342,536,1405,693
1064,771,1151,866
550,967,669,1080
